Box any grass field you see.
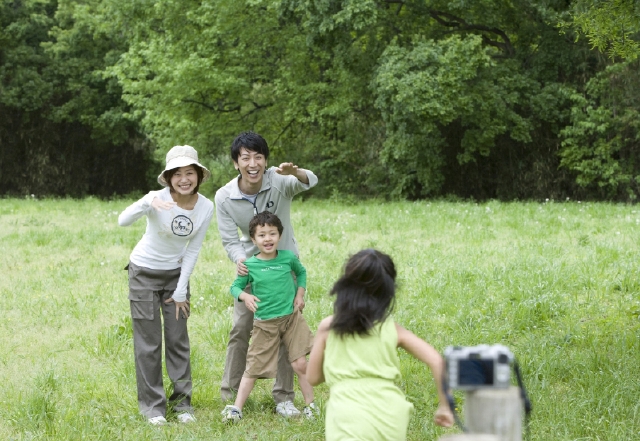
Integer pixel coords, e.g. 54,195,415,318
0,196,638,440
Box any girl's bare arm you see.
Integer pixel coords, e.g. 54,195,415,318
307,316,333,386
395,323,454,428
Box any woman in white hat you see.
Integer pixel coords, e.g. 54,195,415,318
118,145,214,425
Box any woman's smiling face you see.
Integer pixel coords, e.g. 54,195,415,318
170,165,199,195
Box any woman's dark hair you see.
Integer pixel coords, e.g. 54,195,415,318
163,164,204,195
249,211,283,238
330,249,397,337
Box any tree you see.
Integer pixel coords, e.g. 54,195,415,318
103,0,383,195
101,0,629,200
277,0,591,198
0,0,154,197
563,0,640,60
560,60,640,199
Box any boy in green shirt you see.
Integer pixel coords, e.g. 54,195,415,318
221,211,316,422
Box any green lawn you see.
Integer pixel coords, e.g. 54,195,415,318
0,197,638,440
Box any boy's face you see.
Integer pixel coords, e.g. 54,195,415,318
251,223,281,258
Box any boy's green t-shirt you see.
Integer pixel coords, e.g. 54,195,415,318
230,249,307,320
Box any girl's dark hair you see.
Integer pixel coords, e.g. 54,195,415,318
163,165,204,195
330,249,397,337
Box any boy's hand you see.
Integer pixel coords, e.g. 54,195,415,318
239,293,260,313
294,289,306,312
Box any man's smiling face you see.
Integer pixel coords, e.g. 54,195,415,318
234,147,267,193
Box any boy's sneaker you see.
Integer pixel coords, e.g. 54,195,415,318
177,412,196,423
275,400,301,417
221,405,243,423
302,402,320,419
148,415,167,426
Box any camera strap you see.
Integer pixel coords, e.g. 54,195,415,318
514,360,533,440
514,361,532,415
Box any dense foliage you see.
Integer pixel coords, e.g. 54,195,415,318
1,0,639,200
0,0,153,197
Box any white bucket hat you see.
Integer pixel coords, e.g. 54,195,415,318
157,145,211,187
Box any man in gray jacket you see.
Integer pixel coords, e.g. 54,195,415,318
215,131,318,417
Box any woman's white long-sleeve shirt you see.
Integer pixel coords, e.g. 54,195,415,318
118,188,214,302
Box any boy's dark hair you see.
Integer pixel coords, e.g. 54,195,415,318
330,249,397,337
162,165,204,195
249,211,283,238
231,131,270,162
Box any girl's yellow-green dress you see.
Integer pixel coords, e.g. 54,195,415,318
323,317,414,440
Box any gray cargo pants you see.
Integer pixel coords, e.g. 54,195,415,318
128,262,193,418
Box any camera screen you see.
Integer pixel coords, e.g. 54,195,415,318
457,359,495,385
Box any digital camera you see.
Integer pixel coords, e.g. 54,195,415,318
444,344,514,390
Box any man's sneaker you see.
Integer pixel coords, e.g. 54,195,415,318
221,405,243,423
275,400,301,417
148,415,167,426
177,412,196,423
302,402,320,419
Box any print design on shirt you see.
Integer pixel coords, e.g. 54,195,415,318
172,215,193,236
266,201,274,209
261,265,284,271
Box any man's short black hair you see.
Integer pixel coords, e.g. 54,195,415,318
231,131,270,162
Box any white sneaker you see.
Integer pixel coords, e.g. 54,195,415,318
177,412,196,423
275,400,301,417
302,402,320,419
221,404,243,423
148,415,167,426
